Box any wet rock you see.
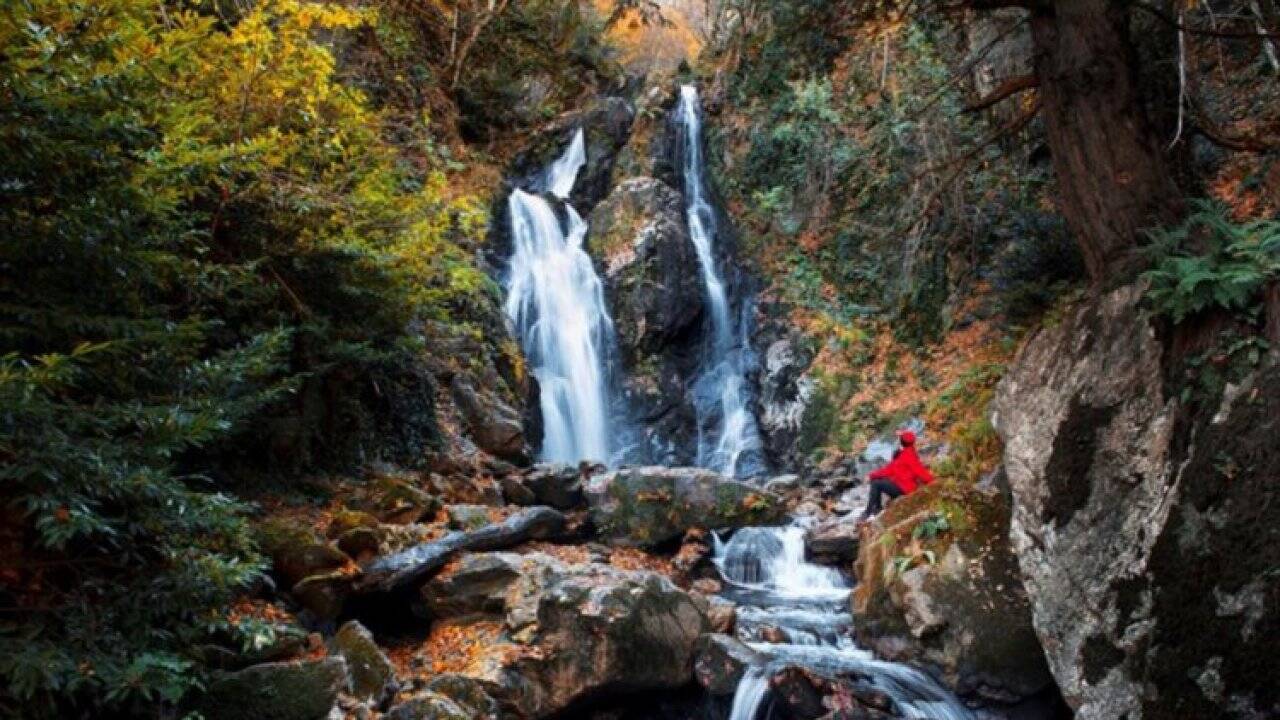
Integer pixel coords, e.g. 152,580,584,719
330,621,397,704
421,552,522,617
585,466,785,547
706,595,737,634
355,506,566,593
450,375,527,462
993,283,1280,718
592,177,704,356
805,514,860,566
192,656,347,720
770,667,828,720
694,634,764,695
751,315,819,469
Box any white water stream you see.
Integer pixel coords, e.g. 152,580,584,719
675,85,764,478
504,129,613,464
714,522,973,720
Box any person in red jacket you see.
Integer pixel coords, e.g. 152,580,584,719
858,430,933,523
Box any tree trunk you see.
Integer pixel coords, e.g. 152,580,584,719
1028,0,1181,285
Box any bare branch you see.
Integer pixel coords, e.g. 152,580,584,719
963,73,1039,113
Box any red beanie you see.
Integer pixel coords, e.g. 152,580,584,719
899,430,916,446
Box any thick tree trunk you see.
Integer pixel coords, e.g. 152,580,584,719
1028,0,1182,285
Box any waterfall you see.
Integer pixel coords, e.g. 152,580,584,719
675,85,764,478
713,521,973,720
504,128,613,465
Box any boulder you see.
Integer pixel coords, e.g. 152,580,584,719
993,283,1280,718
585,466,786,547
255,520,350,589
192,657,347,720
291,570,353,624
501,463,587,511
852,485,1051,705
422,552,522,617
345,475,442,525
693,634,763,695
706,595,737,634
356,507,566,593
330,621,397,704
408,552,708,719
451,375,527,462
804,515,860,566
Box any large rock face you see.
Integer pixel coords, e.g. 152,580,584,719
751,308,819,469
590,176,706,464
412,551,708,718
585,466,786,546
992,283,1280,719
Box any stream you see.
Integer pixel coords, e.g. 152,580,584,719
711,522,972,720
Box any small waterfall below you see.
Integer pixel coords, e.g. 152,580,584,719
675,85,764,478
713,521,973,720
504,128,614,464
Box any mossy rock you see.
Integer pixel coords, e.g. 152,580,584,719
324,509,378,539
330,620,397,704
346,476,441,525
585,467,786,547
191,657,347,720
256,519,350,588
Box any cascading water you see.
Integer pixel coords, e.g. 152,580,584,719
504,128,614,464
675,85,764,478
713,521,973,720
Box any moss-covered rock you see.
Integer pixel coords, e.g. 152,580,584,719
852,482,1051,704
585,466,786,547
329,620,397,704
191,657,347,720
255,519,350,589
384,691,472,720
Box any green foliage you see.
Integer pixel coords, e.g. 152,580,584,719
1142,200,1280,323
0,0,501,713
912,512,951,541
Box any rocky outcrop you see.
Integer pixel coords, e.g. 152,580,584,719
852,485,1051,705
406,551,708,718
752,308,819,469
192,657,348,720
450,375,527,462
355,506,566,593
590,176,706,464
992,283,1280,719
585,466,786,546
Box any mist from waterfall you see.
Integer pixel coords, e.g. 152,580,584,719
504,128,613,465
675,85,764,478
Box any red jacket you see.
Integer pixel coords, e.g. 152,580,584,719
868,446,934,494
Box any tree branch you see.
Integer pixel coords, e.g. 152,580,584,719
963,73,1039,113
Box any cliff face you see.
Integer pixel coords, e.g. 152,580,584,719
993,284,1280,719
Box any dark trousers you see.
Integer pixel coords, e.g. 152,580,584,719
864,479,903,516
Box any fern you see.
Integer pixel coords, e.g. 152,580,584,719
1142,200,1280,323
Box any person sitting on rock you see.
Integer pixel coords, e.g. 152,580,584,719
858,430,933,524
